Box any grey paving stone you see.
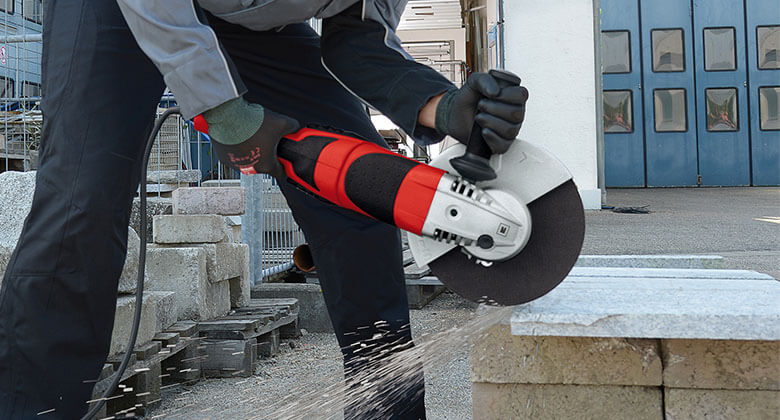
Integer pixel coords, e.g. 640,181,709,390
510,274,780,340
118,226,142,294
0,170,35,249
146,170,201,184
153,214,229,244
575,254,725,269
172,187,246,216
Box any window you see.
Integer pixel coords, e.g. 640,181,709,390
22,0,41,24
602,31,631,74
757,26,780,70
21,81,40,98
654,89,687,132
705,88,738,131
759,87,780,131
704,27,736,71
652,29,685,72
0,77,15,99
0,0,14,14
603,91,633,133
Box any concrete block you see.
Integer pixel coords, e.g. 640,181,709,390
201,179,241,188
225,216,242,243
145,247,230,321
141,183,179,194
130,197,173,243
118,226,141,294
576,254,725,269
145,291,177,333
153,242,248,284
229,245,251,308
664,388,779,420
510,276,780,340
251,283,333,333
172,186,246,216
110,293,159,356
201,338,257,378
472,383,663,420
662,339,780,390
0,244,13,283
0,170,35,250
471,325,662,386
153,214,229,244
146,170,200,184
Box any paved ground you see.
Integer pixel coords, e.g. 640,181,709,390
588,187,780,279
151,186,779,420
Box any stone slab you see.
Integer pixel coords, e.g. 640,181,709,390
152,242,248,284
145,291,177,334
662,339,780,390
568,266,774,280
145,247,230,321
0,170,35,249
118,226,142,294
510,276,780,340
140,183,179,194
664,388,779,420
153,214,229,244
471,325,662,386
172,187,246,216
575,255,725,269
130,196,173,243
472,383,663,420
146,170,200,184
251,283,333,333
110,293,160,356
201,179,241,188
0,244,12,281
229,246,251,308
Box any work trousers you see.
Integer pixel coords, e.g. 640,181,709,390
0,1,425,418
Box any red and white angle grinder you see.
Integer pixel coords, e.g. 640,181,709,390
271,70,585,306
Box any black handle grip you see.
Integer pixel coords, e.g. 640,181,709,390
450,69,522,182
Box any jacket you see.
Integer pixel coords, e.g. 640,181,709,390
116,0,455,145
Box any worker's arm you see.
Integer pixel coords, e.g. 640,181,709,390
116,0,246,120
321,1,455,145
322,1,528,152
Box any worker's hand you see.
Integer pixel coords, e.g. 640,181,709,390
200,97,300,178
434,71,528,154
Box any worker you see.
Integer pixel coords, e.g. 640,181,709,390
0,0,528,419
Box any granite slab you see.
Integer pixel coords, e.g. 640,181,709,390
511,275,780,340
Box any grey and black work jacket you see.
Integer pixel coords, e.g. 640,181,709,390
117,0,455,145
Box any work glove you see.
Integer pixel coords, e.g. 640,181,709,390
199,96,300,178
434,71,529,154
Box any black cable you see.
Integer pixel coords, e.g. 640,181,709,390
81,107,182,420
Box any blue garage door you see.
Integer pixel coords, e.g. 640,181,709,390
600,0,780,187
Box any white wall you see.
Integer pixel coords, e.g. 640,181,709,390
503,0,601,209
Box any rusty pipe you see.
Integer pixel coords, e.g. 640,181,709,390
293,243,316,273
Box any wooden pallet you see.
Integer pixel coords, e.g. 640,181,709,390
89,321,201,418
198,298,300,378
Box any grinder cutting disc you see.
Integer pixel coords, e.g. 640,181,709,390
410,142,585,306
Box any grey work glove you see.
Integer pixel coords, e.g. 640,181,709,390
202,97,300,179
435,71,529,154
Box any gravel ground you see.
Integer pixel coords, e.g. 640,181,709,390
148,291,477,420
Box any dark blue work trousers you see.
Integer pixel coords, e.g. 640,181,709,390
0,1,424,418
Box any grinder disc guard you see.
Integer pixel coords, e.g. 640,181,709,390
411,142,586,306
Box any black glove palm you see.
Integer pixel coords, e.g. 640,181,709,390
435,71,529,154
210,109,300,179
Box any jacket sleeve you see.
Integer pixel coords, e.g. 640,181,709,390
116,0,246,119
321,0,456,145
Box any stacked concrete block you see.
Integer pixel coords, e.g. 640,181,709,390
139,169,200,196
146,187,251,321
109,291,177,356
0,170,36,282
471,271,780,419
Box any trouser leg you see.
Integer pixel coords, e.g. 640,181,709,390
0,0,165,418
208,18,426,419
